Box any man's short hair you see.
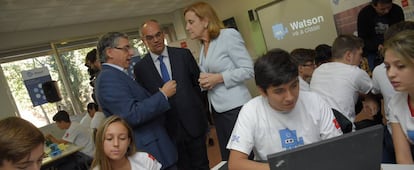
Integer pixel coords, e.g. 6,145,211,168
97,32,129,63
290,48,316,65
315,44,332,65
53,110,71,123
372,0,392,5
87,102,99,111
254,48,298,91
332,34,364,59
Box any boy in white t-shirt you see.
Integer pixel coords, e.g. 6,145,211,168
226,49,342,170
310,34,373,132
87,102,106,130
290,48,317,91
46,110,96,169
46,110,95,157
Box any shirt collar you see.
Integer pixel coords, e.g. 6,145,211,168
150,47,169,62
102,63,126,73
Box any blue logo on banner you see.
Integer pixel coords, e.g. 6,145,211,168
272,23,289,40
24,75,51,107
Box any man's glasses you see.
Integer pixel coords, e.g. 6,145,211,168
144,32,163,41
113,45,133,52
302,62,316,67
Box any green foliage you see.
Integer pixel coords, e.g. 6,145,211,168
0,47,94,127
60,48,94,113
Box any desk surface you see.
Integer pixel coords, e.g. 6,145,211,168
211,161,414,170
42,144,83,165
381,164,414,170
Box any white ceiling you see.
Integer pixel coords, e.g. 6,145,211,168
0,0,198,33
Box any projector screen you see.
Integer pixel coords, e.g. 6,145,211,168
257,0,338,52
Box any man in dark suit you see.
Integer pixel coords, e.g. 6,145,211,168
134,20,209,170
95,32,178,170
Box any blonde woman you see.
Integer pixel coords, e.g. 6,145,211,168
92,115,161,170
383,30,414,164
184,2,254,161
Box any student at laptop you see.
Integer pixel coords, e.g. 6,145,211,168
371,21,414,163
46,110,95,169
226,49,342,170
383,30,414,164
290,48,317,91
310,35,374,132
46,110,95,158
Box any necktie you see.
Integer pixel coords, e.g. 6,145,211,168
158,55,170,82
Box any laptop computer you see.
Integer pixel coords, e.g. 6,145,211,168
267,125,384,170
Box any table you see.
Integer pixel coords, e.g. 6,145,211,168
381,164,414,170
42,144,83,166
211,161,414,170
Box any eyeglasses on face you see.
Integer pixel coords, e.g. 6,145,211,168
144,32,163,41
113,45,133,52
302,62,316,67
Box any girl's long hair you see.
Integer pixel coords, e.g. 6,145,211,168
91,115,136,170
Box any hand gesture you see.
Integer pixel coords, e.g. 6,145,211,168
199,73,223,90
160,80,177,97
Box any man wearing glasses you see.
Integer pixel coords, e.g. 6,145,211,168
290,48,317,91
95,32,178,170
134,20,210,170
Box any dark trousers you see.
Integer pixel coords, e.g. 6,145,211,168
365,52,383,71
212,106,241,161
173,123,210,170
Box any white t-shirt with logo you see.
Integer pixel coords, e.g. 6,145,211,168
226,91,342,161
388,92,414,144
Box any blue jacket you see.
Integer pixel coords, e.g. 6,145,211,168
95,64,177,169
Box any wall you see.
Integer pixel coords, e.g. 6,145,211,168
0,67,19,119
208,0,273,59
257,0,338,52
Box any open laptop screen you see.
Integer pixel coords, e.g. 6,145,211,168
267,125,384,170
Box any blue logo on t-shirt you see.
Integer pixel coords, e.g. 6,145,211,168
279,128,304,150
407,130,414,143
